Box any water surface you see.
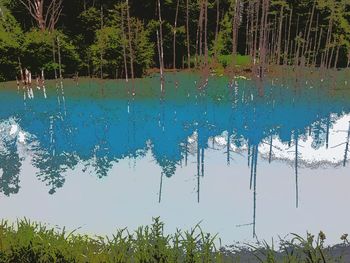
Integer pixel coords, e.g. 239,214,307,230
0,73,350,245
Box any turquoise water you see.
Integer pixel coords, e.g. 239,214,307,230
0,73,350,244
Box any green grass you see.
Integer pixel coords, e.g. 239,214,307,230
0,218,349,263
186,54,252,70
216,55,252,68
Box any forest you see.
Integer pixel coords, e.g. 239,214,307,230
0,0,349,81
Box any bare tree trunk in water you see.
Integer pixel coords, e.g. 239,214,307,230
156,30,164,92
186,0,191,69
198,0,204,66
126,0,135,82
157,0,165,82
121,4,129,82
173,0,180,70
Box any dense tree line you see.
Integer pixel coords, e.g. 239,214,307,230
0,0,349,81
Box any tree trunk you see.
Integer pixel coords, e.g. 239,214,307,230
253,0,260,65
52,37,57,79
214,0,220,56
186,0,191,69
284,7,292,65
121,4,129,82
327,41,335,69
276,5,284,65
303,0,316,59
156,30,164,92
293,15,300,66
333,45,340,69
20,0,63,32
204,0,208,66
198,0,204,65
314,27,323,67
126,0,135,81
323,18,333,68
157,0,165,92
157,0,165,73
232,0,240,59
173,0,180,70
57,37,62,79
100,6,103,79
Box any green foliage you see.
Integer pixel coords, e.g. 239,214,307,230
211,13,232,57
22,30,81,77
0,5,22,81
90,26,123,78
78,7,101,42
90,5,154,78
1,0,350,81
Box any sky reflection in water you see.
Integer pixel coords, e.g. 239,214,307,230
0,73,350,245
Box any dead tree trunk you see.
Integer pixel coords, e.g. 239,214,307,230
198,0,204,66
276,5,284,65
314,27,323,67
303,0,316,61
333,44,339,69
173,0,180,70
158,0,165,72
323,18,333,68
121,4,129,82
126,0,135,81
284,7,292,65
100,6,103,79
232,0,241,60
186,0,191,69
214,0,220,57
253,0,260,65
204,0,208,66
19,0,62,31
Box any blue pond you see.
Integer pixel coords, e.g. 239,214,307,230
0,73,350,245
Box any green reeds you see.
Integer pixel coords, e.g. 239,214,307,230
0,218,349,263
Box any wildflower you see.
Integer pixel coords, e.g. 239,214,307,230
319,231,326,242
341,234,348,241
